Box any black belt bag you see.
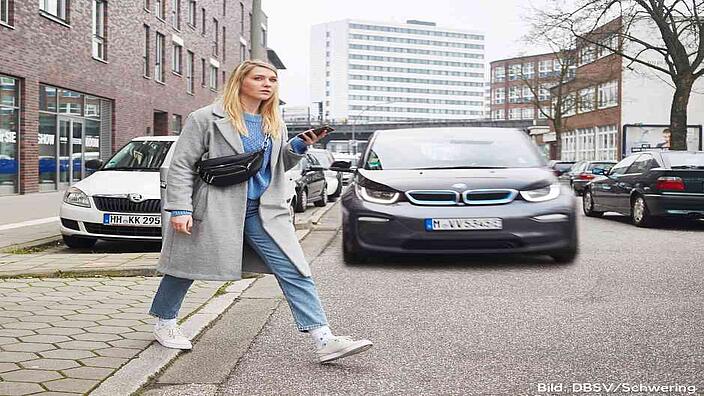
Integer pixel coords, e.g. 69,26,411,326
195,134,270,187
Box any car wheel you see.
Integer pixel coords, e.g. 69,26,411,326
550,247,578,264
62,235,97,249
631,195,655,227
294,189,307,213
582,189,604,217
314,185,328,207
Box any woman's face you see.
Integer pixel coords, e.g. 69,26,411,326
240,66,278,103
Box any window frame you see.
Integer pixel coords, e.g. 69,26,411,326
155,32,165,83
40,0,69,23
171,0,180,30
143,25,151,77
187,0,196,27
172,43,182,75
186,50,194,93
92,0,107,61
1,0,12,26
155,0,165,20
209,64,218,91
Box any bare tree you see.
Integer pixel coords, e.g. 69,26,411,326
536,0,704,150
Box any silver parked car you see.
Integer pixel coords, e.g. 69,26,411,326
333,128,578,264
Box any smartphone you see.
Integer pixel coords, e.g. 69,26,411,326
299,126,334,139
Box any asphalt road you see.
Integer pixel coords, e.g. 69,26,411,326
220,201,703,396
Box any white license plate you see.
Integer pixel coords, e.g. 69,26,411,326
103,214,161,227
425,218,502,231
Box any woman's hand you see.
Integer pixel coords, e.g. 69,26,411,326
298,129,328,145
171,215,193,235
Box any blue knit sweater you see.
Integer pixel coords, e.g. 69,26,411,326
171,113,307,216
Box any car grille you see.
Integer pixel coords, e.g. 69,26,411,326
401,239,522,250
405,189,517,206
83,222,162,237
93,196,161,213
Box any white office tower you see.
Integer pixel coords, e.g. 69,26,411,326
310,19,486,123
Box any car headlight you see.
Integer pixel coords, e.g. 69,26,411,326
63,187,91,208
520,184,561,202
355,184,400,204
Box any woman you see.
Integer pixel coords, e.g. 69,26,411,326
150,60,372,364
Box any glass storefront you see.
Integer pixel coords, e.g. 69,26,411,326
39,85,106,191
0,76,19,195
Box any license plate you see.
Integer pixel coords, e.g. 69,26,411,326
103,214,161,227
425,218,502,231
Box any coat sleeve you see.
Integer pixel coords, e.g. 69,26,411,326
281,124,306,172
164,113,206,212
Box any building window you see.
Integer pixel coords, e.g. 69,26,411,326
492,109,504,120
143,25,151,77
155,32,165,82
538,84,551,101
240,2,244,32
92,0,107,61
222,26,226,61
1,0,13,25
40,0,68,22
171,0,180,30
598,80,618,108
0,75,19,195
493,88,505,104
209,65,218,90
596,125,617,160
240,43,246,61
521,108,534,120
172,43,182,74
201,58,206,86
538,60,551,77
562,92,576,117
579,45,596,66
155,0,165,20
187,0,196,26
508,87,519,103
598,35,618,58
522,62,534,80
222,0,226,15
508,108,521,120
186,50,194,93
212,18,219,56
144,0,150,11
170,114,182,134
522,85,534,102
493,66,505,82
222,70,226,86
508,64,521,81
201,7,205,35
578,87,596,113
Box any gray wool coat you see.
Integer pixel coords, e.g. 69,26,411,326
157,102,309,281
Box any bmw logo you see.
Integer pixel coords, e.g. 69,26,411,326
451,183,467,190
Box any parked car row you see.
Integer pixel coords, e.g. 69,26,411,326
59,136,342,248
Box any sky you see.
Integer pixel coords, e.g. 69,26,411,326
263,0,548,107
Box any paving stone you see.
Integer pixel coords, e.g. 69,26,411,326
0,329,34,337
18,335,71,344
0,362,20,373
3,322,51,330
79,356,128,368
45,320,98,329
1,305,35,312
43,378,100,393
62,314,110,321
107,339,151,349
94,347,140,358
0,368,63,383
0,317,19,325
38,349,96,360
35,327,85,336
0,336,17,345
30,310,76,317
57,340,109,350
129,324,153,332
61,366,113,380
30,392,80,396
96,318,142,327
108,312,151,320
118,307,149,313
0,311,30,318
84,325,133,334
0,381,44,395
71,333,122,342
0,351,38,362
17,315,64,323
120,331,153,340
20,358,79,370
2,343,55,353
76,308,115,315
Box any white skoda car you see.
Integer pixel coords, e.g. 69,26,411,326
60,135,298,249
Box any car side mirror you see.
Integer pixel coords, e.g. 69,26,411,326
85,159,104,170
329,160,356,173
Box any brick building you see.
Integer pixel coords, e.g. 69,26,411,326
0,0,282,195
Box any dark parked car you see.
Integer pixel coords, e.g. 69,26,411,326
333,128,578,264
549,160,576,177
582,151,704,227
566,160,617,195
291,153,328,213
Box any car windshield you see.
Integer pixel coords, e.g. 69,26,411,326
588,162,615,171
664,152,704,168
555,163,574,171
102,140,174,171
364,129,545,170
310,151,333,167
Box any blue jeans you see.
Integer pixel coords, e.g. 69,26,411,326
149,199,329,331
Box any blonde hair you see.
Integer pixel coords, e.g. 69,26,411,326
220,60,283,139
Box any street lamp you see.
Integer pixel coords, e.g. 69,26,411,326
350,100,398,154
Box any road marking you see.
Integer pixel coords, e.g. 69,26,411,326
0,217,60,231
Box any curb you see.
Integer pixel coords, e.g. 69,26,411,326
0,235,63,254
88,278,258,396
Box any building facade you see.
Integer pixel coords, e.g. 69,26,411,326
310,19,486,123
0,0,278,195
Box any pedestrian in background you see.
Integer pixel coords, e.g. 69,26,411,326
149,59,372,363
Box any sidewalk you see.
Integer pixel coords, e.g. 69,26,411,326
0,191,64,251
0,199,342,395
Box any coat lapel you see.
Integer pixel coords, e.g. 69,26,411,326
212,103,244,153
269,126,284,170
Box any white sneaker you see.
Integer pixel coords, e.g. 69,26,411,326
153,325,192,350
316,336,373,363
